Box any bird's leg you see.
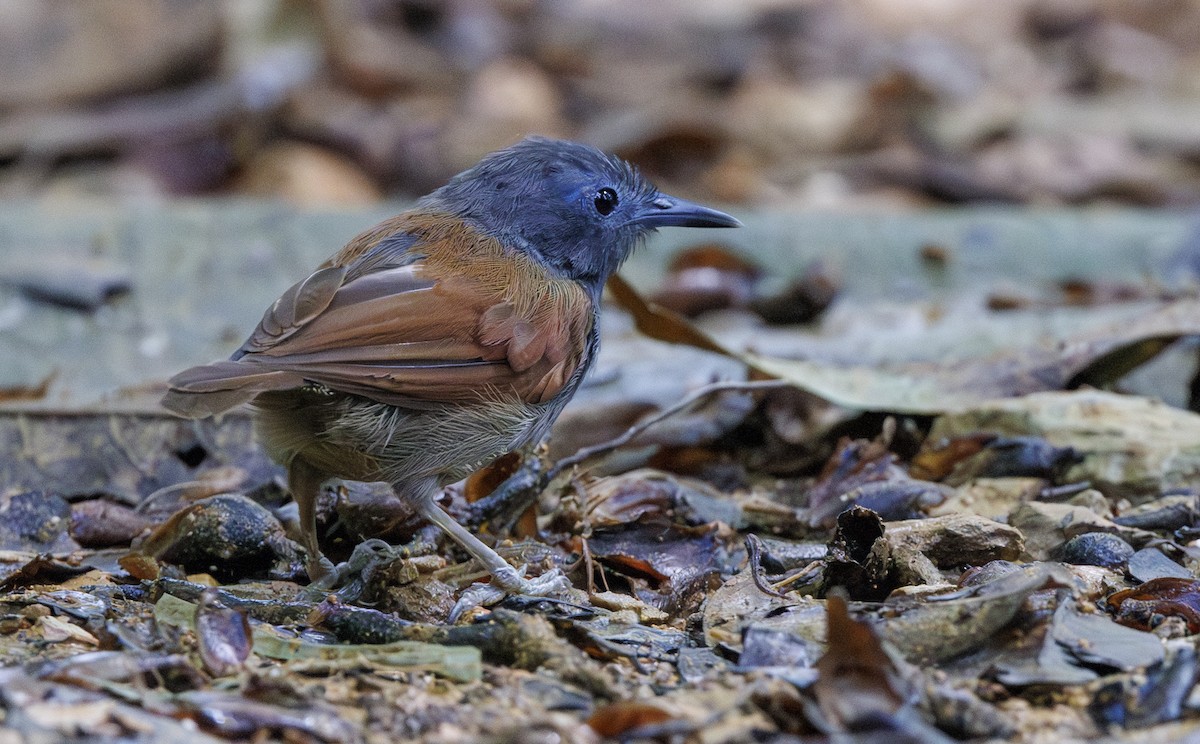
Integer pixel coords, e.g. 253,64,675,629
288,457,336,581
410,479,571,613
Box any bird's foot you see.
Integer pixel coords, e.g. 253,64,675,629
449,565,572,623
492,564,573,595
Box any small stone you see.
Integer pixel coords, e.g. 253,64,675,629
139,494,305,581
885,513,1024,568
1008,501,1151,561
0,491,79,553
1128,548,1193,582
1055,532,1134,569
929,478,1044,520
36,615,98,646
590,591,670,624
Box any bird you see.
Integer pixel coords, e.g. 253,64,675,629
162,136,740,602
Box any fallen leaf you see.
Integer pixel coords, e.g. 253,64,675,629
608,276,1200,414
814,594,904,731
587,701,673,737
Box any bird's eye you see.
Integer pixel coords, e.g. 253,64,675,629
593,187,619,216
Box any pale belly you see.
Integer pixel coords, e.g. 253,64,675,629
251,386,565,489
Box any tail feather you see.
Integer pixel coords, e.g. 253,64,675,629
161,360,304,419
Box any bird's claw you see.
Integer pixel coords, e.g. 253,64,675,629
491,564,573,595
523,568,574,596
449,566,572,623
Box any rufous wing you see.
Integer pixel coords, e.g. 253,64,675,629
163,222,594,418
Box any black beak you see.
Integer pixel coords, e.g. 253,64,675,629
631,194,741,229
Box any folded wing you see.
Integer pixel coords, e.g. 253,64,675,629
163,220,594,418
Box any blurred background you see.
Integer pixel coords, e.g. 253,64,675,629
6,0,1200,412
5,0,1200,210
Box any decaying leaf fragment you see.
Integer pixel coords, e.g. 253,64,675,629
995,597,1164,686
194,588,252,677
813,594,907,732
1110,578,1200,634
607,276,1200,415
928,390,1200,502
880,563,1072,664
154,593,482,683
820,506,893,601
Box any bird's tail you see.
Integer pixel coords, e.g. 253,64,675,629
161,360,304,419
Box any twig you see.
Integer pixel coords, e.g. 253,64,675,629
745,534,788,598
770,560,824,593
1037,481,1092,501
546,379,790,481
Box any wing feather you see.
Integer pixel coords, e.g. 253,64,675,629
165,215,595,416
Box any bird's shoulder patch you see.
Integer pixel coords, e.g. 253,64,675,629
397,212,597,403
234,210,595,406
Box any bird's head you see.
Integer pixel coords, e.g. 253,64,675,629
424,137,740,295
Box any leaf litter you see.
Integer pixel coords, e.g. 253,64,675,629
5,262,1200,742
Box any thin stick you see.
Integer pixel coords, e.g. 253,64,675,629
745,534,788,598
546,379,791,481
